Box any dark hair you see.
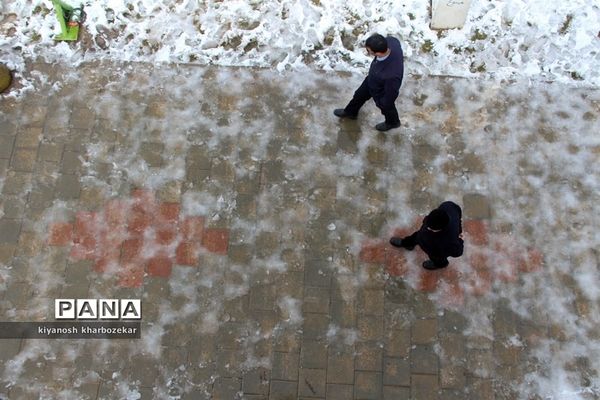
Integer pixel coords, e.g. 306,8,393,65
365,34,388,53
425,209,450,231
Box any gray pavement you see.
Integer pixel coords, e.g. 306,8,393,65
0,61,599,399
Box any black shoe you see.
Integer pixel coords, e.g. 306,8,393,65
389,237,415,250
334,109,357,120
422,260,447,270
375,121,401,131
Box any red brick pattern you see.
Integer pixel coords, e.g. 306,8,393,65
202,228,229,255
361,218,544,307
47,189,230,287
48,223,73,246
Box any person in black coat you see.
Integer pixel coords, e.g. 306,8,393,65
334,33,404,132
390,201,464,270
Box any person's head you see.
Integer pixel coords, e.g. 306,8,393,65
425,208,449,232
365,34,388,56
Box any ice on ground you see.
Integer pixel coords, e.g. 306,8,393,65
0,62,598,398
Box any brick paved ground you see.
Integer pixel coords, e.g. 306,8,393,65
0,62,598,399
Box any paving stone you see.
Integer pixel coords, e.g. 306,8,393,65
70,107,96,130
412,143,438,168
255,231,279,258
140,142,164,167
15,127,42,148
38,143,64,163
493,306,519,338
262,160,285,185
439,334,465,365
0,219,21,243
242,367,270,396
60,284,90,298
366,145,388,166
11,148,37,172
28,184,55,210
302,313,330,340
304,261,333,289
494,341,521,365
327,383,354,400
411,374,439,400
385,328,410,358
383,357,410,386
298,368,326,398
439,310,468,333
0,135,15,158
354,371,382,400
300,340,328,369
0,158,8,175
467,335,494,350
248,284,276,311
234,193,257,219
4,282,32,308
213,377,241,400
411,292,437,318
61,151,83,174
357,315,383,341
240,395,266,400
468,378,494,400
217,321,246,350
202,228,229,254
0,244,16,263
183,146,210,174
128,355,160,386
303,286,330,314
211,157,236,183
55,174,81,200
2,171,31,195
216,349,241,378
272,352,299,381
21,104,47,127
252,309,279,336
411,318,438,344
357,289,384,316
359,264,386,290
440,365,466,389
463,193,491,219
355,342,383,372
63,260,93,285
274,271,304,299
410,345,438,374
327,352,354,384
187,336,217,366
330,300,356,328
0,113,18,134
270,380,298,400
274,329,302,353
337,129,360,154
467,349,494,378
383,385,410,400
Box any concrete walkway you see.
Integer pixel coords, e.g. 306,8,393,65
0,62,598,399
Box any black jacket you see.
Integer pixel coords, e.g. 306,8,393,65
367,36,404,110
417,201,464,259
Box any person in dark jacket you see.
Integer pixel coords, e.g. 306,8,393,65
390,201,464,269
334,33,404,132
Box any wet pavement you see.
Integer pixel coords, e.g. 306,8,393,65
0,62,599,399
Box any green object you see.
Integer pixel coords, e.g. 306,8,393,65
0,64,11,93
52,0,82,41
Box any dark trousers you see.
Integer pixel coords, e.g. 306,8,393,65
402,231,449,268
344,78,400,125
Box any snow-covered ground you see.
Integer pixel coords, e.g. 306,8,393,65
1,0,599,93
